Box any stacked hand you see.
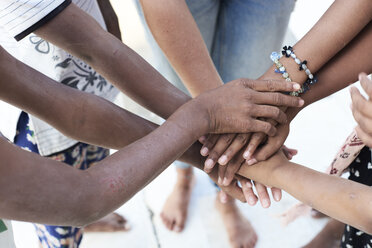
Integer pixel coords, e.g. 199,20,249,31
194,78,303,207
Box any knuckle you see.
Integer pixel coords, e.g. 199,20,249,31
256,188,267,195
245,103,253,112
267,80,276,91
208,150,219,159
273,107,281,118
236,134,248,144
221,134,233,144
245,92,254,102
240,78,252,88
273,93,282,105
275,138,284,147
263,123,272,133
204,139,215,149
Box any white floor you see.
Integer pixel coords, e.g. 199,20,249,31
12,0,360,247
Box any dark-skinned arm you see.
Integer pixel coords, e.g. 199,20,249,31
35,3,189,119
0,74,302,226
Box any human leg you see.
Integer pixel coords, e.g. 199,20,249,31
208,1,294,247
212,0,295,82
215,191,258,248
134,0,220,232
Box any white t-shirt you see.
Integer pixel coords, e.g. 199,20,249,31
0,0,118,155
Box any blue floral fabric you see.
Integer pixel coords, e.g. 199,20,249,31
14,112,109,248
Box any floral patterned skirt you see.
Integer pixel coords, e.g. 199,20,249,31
14,111,109,248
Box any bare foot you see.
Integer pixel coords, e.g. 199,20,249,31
215,191,258,248
302,219,344,248
160,167,194,232
84,213,130,232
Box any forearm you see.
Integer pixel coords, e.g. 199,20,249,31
0,48,157,149
277,163,372,234
35,3,190,119
0,101,207,226
286,22,372,121
140,0,222,96
267,0,372,85
97,0,122,40
0,46,209,169
238,158,372,234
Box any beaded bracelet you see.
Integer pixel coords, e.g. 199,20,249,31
282,46,318,86
270,52,304,96
270,52,292,82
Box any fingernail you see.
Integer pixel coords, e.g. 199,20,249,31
205,159,214,169
274,192,280,201
218,177,223,185
299,99,305,106
293,83,301,90
248,196,256,205
247,158,257,165
262,199,269,208
359,73,362,81
223,177,229,186
246,181,252,188
174,226,181,232
201,147,209,156
218,155,228,165
243,150,251,159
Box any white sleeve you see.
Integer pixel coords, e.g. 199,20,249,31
0,0,71,41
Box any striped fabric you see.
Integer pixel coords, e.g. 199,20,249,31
0,0,69,40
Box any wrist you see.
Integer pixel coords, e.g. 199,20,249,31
271,161,297,191
286,106,302,123
169,99,210,140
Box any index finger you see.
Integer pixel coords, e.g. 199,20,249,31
254,91,304,107
243,79,301,92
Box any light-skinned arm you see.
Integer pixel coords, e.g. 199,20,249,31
250,21,372,163
236,151,372,235
139,0,223,96
244,0,372,162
